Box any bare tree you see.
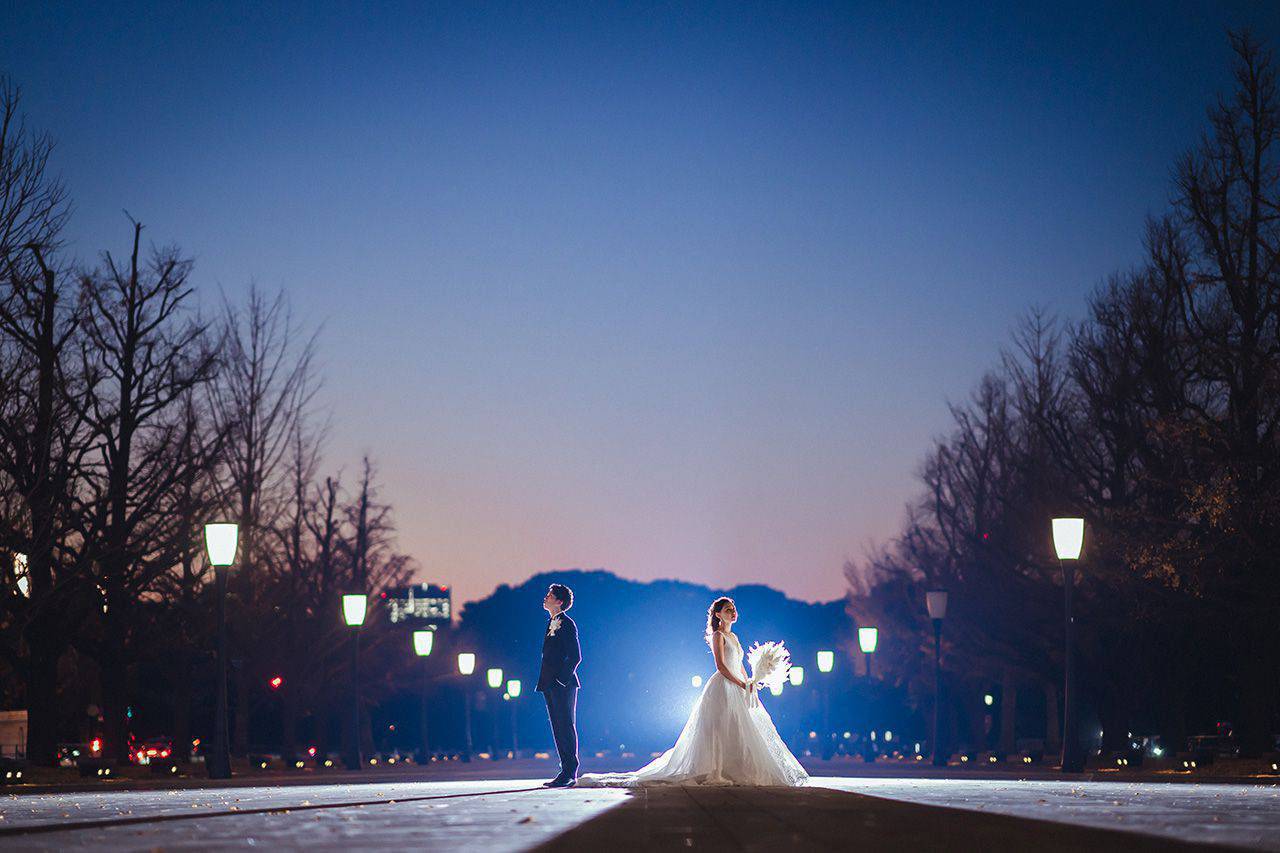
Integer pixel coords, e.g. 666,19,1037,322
1163,31,1280,754
73,220,223,761
0,79,87,765
851,33,1280,758
210,285,317,754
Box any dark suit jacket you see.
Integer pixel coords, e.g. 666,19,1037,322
536,612,581,692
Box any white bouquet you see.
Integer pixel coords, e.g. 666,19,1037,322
747,640,792,692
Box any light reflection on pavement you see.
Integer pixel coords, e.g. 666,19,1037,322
817,777,1280,851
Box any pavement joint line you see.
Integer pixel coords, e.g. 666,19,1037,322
723,785,820,846
680,782,747,844
0,784,547,838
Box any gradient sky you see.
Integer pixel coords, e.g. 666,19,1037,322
4,2,1277,606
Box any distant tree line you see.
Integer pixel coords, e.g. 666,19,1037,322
453,569,885,756
0,77,414,765
848,32,1280,759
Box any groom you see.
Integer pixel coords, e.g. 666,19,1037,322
536,583,581,787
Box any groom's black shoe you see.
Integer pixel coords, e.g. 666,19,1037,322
545,774,576,788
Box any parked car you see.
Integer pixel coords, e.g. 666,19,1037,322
56,737,103,767
131,736,174,765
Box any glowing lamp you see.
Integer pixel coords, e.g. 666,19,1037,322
691,675,703,688
984,693,994,707
487,668,503,689
769,680,784,697
413,630,434,657
1052,518,1084,560
507,679,522,698
269,675,284,690
858,627,879,654
457,652,476,676
926,590,948,620
14,553,29,597
789,666,805,687
816,650,834,673
342,594,367,627
204,523,239,567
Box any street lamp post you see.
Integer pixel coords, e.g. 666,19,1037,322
1053,517,1086,773
342,594,368,770
926,590,949,766
858,627,878,677
507,679,522,757
486,668,504,759
457,653,476,762
203,523,238,779
817,651,834,758
413,630,434,760
787,666,805,754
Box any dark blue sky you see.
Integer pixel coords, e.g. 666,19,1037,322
4,1,1277,605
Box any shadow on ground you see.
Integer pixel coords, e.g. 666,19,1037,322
535,785,1222,853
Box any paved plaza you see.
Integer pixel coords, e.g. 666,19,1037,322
1,774,1278,851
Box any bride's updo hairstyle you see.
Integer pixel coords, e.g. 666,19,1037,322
704,597,734,647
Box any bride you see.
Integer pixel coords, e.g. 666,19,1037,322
578,597,809,787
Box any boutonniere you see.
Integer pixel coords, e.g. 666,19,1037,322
547,616,563,637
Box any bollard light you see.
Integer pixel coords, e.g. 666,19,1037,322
342,594,367,627
204,523,239,567
816,650,834,673
507,679,522,698
858,627,879,654
1052,518,1084,560
413,629,434,657
457,653,476,676
789,666,805,687
487,668,504,689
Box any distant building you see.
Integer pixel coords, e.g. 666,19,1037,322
384,583,451,626
0,710,27,758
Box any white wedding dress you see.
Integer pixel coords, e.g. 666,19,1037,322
577,631,809,787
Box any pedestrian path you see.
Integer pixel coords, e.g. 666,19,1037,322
538,783,1251,852
2,776,1277,850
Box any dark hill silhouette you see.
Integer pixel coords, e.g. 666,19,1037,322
453,569,858,753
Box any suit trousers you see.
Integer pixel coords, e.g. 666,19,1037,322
543,685,579,776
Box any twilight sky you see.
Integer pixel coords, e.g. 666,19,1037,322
3,2,1277,606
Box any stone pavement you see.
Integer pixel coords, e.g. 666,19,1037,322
0,780,629,851
539,784,1217,852
829,778,1280,850
1,776,1277,851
